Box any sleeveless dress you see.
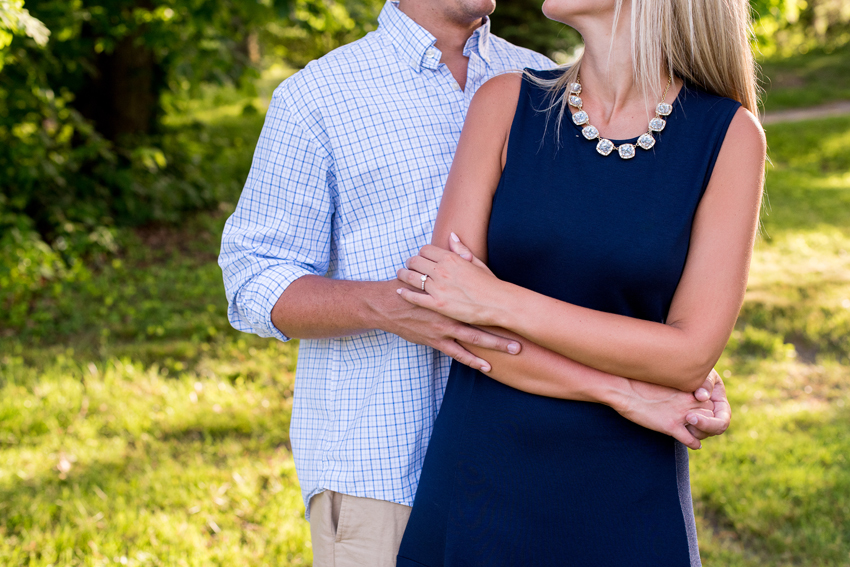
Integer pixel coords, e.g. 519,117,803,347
396,70,741,567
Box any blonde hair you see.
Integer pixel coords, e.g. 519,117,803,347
531,0,759,134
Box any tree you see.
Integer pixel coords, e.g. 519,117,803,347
0,0,49,69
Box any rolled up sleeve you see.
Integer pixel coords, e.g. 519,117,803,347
219,91,334,342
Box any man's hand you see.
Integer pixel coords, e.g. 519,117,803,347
377,279,520,373
272,274,521,373
686,369,732,440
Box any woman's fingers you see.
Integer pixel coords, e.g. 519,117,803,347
397,268,431,291
418,244,453,262
396,286,436,309
449,232,474,261
405,254,436,275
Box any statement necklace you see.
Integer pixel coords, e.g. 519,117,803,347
568,74,673,160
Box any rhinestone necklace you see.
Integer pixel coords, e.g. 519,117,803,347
568,74,673,160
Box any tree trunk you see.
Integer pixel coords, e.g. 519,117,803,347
76,33,164,142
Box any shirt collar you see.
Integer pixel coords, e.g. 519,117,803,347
378,1,492,72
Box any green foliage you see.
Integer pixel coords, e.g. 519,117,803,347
0,90,264,335
0,0,49,69
752,0,850,56
263,0,383,68
0,0,298,277
488,0,580,60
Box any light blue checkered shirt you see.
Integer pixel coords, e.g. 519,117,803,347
219,0,553,516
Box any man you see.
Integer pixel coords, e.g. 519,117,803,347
219,1,731,565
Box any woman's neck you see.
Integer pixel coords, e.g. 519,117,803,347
569,3,677,136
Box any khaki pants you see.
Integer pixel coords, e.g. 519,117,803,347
309,491,412,567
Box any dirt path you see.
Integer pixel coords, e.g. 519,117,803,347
761,100,850,125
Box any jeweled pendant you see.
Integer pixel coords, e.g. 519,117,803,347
569,95,583,108
649,117,666,132
637,132,655,150
582,125,599,140
569,82,582,94
656,102,673,116
572,110,589,126
618,144,636,159
596,138,615,156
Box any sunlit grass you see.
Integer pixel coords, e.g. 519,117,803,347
0,340,310,566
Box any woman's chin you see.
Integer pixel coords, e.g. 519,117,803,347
541,0,616,26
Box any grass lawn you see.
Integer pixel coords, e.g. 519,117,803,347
760,42,850,111
2,75,850,565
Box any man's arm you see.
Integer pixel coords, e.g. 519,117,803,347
272,276,521,372
220,85,520,371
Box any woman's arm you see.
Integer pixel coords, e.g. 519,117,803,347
463,323,720,449
400,96,766,392
396,74,725,447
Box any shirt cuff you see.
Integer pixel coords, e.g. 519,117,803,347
232,263,317,342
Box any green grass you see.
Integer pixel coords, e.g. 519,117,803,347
760,43,850,112
2,68,850,565
690,115,850,566
0,207,313,565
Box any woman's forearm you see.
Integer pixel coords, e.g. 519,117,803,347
463,326,629,405
491,284,723,392
466,325,672,409
462,326,714,450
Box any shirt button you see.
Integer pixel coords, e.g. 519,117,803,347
452,82,461,91
426,48,436,58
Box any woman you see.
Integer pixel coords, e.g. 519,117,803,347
393,0,765,564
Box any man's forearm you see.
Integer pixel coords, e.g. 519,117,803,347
271,275,397,339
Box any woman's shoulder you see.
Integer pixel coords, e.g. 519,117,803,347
679,82,743,116
473,72,524,116
476,66,568,108
523,66,569,81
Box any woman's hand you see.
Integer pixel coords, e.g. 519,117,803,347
612,379,715,450
396,233,505,326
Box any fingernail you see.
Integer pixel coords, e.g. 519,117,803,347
696,442,702,450
461,253,473,261
507,343,520,354
480,364,490,372
687,415,699,425
450,232,460,242
396,289,402,294
696,388,709,400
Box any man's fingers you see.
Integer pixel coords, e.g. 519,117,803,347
439,341,492,373
694,369,719,401
674,426,702,450
686,412,730,437
694,376,713,402
455,325,521,355
686,424,709,441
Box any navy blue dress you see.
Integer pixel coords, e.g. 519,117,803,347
397,70,740,567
